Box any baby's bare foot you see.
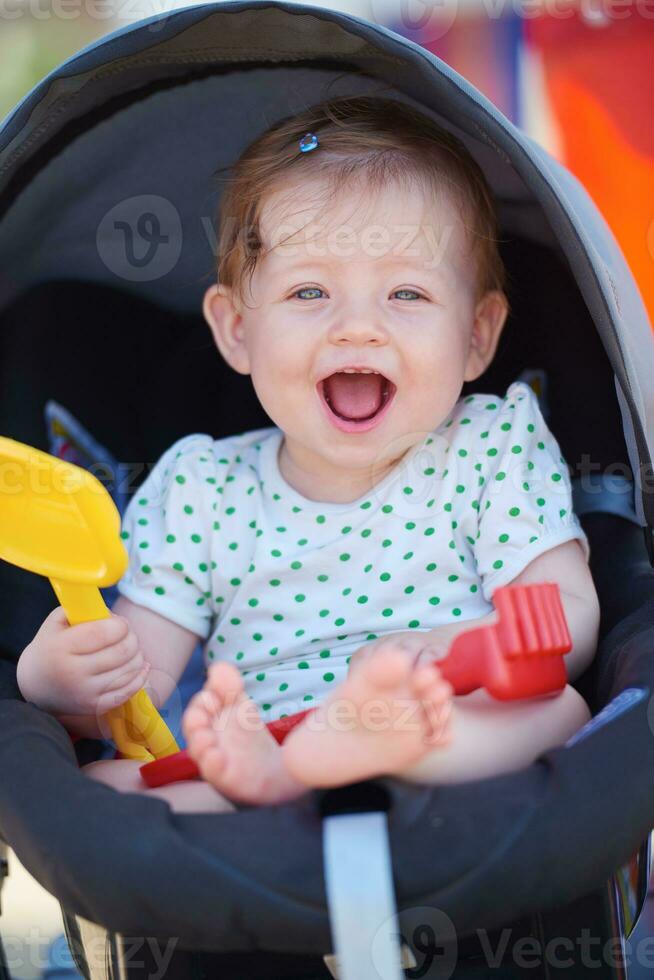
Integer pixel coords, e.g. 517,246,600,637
183,663,308,805
281,644,453,788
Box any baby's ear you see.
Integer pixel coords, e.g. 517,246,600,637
463,290,509,382
203,283,251,376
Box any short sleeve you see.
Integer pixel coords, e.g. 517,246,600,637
474,382,590,602
116,434,216,638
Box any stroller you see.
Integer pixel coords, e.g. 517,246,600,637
1,2,654,977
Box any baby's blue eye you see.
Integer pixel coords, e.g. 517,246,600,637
292,287,324,300
393,289,423,301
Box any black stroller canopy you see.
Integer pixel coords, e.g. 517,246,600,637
2,0,654,966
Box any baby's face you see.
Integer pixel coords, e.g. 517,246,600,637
205,176,507,502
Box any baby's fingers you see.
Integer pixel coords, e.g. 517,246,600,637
83,632,140,675
62,614,130,655
99,653,150,695
95,664,151,715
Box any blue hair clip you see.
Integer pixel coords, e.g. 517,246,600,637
299,132,319,153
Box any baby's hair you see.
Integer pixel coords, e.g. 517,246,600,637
212,94,508,309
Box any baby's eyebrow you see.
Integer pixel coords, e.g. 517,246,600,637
270,254,438,276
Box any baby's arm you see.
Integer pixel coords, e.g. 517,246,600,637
416,539,599,681
17,597,199,741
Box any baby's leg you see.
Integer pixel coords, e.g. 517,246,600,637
397,684,590,786
83,759,237,814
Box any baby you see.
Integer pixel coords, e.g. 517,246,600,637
17,95,600,814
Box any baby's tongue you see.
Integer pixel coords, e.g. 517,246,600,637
323,372,384,420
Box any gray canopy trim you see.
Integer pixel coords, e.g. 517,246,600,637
0,0,652,534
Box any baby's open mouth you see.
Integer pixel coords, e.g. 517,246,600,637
318,371,396,423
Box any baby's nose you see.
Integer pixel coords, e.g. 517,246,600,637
328,312,388,345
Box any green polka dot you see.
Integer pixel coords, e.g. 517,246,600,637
380,572,391,582
298,661,309,669
184,505,193,515
551,473,562,482
495,472,506,481
339,553,351,561
382,504,393,513
175,475,186,485
357,595,369,604
295,594,306,602
408,619,420,628
154,586,165,595
141,565,151,574
487,448,498,457
511,445,522,454
382,608,393,617
173,562,184,571
429,596,440,605
120,531,129,540
316,515,326,523
319,650,331,658
290,560,302,570
323,672,335,682
191,533,202,543
493,559,504,570
403,487,413,495
361,529,372,538
498,533,509,543
508,507,520,517
501,423,511,431
452,608,461,616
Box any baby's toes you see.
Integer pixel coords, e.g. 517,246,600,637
364,646,414,690
207,661,245,705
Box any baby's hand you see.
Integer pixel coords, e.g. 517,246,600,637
16,606,150,718
348,630,452,673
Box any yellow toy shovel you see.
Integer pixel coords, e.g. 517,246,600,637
0,436,179,762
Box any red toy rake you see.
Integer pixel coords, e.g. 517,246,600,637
141,581,571,788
